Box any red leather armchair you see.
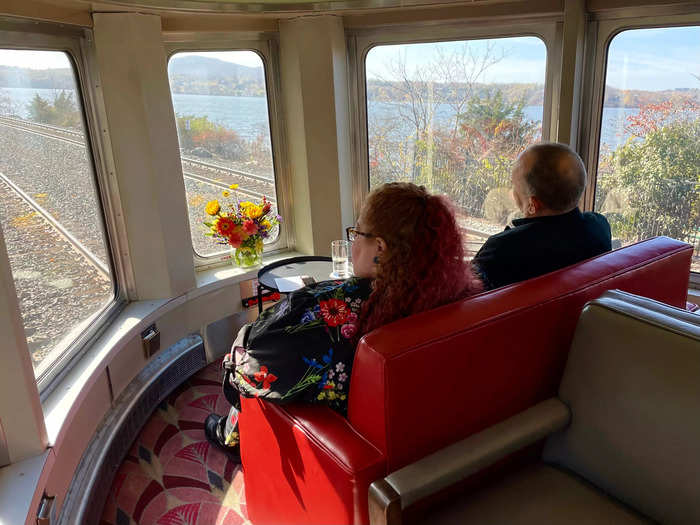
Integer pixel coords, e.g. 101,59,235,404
239,236,693,525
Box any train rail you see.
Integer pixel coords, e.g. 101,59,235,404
0,114,494,258
0,171,110,278
0,115,276,199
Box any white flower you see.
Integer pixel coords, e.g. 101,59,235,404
335,362,345,372
337,382,344,391
338,372,348,383
328,370,335,379
345,297,352,302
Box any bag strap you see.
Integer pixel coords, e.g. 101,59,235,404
222,367,241,408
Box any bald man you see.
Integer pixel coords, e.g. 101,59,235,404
472,142,612,290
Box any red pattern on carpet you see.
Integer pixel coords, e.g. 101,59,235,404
100,360,249,525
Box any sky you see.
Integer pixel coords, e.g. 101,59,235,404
0,26,698,91
365,26,700,91
366,36,548,85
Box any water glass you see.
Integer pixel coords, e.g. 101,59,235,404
331,240,351,278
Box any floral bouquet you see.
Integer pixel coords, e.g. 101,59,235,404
204,184,281,267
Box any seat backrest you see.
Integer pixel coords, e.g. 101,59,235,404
544,290,700,524
348,237,692,472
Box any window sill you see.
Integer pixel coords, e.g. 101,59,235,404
193,249,305,294
0,450,53,525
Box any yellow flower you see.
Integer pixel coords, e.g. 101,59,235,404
225,431,239,446
340,394,347,401
240,201,253,209
255,238,263,251
229,184,239,190
317,392,326,401
261,219,272,231
328,391,337,400
222,190,230,198
247,205,263,219
205,200,220,216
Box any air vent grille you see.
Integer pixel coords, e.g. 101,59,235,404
59,335,207,525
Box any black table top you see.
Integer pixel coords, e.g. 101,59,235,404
258,256,339,291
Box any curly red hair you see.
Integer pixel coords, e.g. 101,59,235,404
358,182,483,336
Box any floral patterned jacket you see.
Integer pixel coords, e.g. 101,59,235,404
230,277,372,414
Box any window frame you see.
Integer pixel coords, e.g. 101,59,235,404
580,11,700,285
347,17,560,219
163,33,292,270
0,19,129,396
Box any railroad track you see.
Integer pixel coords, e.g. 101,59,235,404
0,171,110,279
0,115,276,198
183,170,276,203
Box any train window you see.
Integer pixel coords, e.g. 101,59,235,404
365,37,547,257
0,49,115,378
594,26,700,272
167,50,279,260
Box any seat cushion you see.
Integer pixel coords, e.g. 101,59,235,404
428,463,651,525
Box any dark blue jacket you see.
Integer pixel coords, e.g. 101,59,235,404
472,208,612,290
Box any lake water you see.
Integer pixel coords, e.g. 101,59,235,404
1,87,637,150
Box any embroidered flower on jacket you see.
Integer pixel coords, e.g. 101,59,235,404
335,362,345,372
300,310,316,324
338,372,348,383
302,356,324,370
319,298,349,327
341,323,357,339
253,365,278,390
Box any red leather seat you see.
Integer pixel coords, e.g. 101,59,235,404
239,236,693,525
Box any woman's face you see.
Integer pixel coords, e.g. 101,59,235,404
351,218,380,279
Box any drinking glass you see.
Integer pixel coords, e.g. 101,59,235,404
331,240,351,278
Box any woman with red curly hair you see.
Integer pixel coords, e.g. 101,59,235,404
205,182,482,460
352,182,482,335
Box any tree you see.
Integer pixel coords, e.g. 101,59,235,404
26,91,80,128
367,42,507,190
0,89,18,116
598,100,700,243
27,93,56,124
52,91,80,128
176,114,248,161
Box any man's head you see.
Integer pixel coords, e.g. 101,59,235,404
511,142,587,218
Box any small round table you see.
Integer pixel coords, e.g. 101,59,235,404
256,256,335,314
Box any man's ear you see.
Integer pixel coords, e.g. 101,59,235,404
528,195,544,215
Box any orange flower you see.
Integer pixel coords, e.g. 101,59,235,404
243,220,258,235
228,230,245,248
228,225,249,248
215,216,236,236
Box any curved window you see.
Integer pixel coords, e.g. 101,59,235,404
594,26,700,272
0,49,115,379
167,51,279,260
365,37,547,257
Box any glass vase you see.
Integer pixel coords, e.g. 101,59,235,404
232,243,263,268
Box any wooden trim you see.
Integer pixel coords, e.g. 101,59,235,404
369,479,403,525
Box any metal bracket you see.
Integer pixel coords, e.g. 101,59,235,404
141,324,160,359
37,493,56,525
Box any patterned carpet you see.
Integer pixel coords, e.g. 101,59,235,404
100,360,250,525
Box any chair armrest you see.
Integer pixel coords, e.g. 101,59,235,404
240,398,387,524
368,398,570,525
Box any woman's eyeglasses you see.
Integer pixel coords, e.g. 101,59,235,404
346,226,374,242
